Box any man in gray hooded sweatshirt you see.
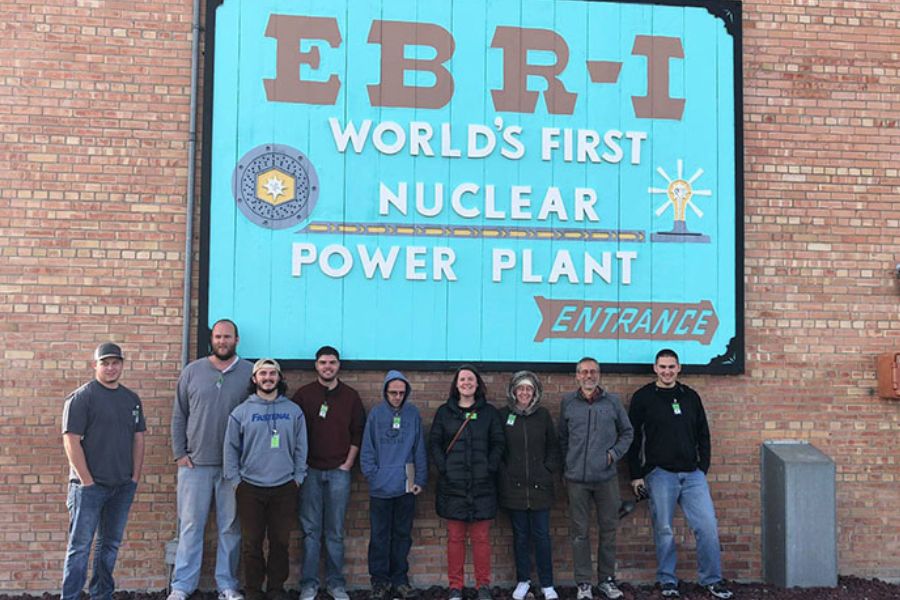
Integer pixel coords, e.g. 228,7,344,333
224,359,308,600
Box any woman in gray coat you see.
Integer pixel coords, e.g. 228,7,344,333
498,371,562,600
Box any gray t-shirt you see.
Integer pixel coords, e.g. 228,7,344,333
62,380,146,486
171,356,253,466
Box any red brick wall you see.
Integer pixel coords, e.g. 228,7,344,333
1,0,898,592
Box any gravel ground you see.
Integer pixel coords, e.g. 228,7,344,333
5,578,899,600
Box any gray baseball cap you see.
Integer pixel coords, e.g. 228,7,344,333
94,342,124,361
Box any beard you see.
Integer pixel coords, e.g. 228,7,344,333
257,382,278,394
213,345,236,361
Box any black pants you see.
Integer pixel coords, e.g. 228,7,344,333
236,481,298,598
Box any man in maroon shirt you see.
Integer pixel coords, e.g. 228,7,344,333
292,346,365,600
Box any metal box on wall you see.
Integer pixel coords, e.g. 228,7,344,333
760,441,837,588
876,351,900,399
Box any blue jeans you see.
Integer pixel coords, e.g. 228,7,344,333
299,468,351,590
61,480,137,600
508,509,554,587
171,466,241,593
368,494,416,587
645,467,723,586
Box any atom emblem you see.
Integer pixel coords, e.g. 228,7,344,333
232,144,319,230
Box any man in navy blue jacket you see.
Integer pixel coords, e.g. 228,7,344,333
360,371,428,600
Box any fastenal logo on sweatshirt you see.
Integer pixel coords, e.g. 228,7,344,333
251,413,292,422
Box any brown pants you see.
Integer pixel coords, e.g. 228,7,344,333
236,481,298,598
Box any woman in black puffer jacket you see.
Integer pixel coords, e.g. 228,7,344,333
498,371,562,600
429,365,505,600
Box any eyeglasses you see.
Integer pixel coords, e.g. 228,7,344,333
386,391,405,397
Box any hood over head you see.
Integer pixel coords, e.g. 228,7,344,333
507,370,543,415
382,369,411,407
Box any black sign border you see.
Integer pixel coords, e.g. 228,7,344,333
199,0,744,375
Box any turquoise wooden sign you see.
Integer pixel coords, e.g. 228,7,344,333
201,0,743,371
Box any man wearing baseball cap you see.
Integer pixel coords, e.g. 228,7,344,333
61,342,146,600
224,359,308,600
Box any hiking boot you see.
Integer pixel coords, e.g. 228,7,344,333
705,582,733,599
659,582,680,598
597,578,623,600
512,582,530,600
576,583,593,600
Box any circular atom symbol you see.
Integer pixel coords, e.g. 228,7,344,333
232,144,319,230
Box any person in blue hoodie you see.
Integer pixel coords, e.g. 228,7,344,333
360,370,428,600
224,359,308,600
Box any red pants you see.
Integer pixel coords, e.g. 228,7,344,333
446,519,492,588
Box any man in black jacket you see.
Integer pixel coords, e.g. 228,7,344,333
626,349,732,600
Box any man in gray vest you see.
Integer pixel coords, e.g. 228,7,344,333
168,319,253,600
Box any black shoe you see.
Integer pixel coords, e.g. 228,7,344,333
266,590,290,600
659,582,680,598
448,589,463,600
371,584,390,600
705,582,733,599
477,587,492,600
394,585,418,600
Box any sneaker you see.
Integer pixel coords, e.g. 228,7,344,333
167,591,188,600
327,587,350,600
299,588,318,600
448,589,463,600
597,578,623,600
541,587,558,600
659,582,680,598
477,587,492,600
512,581,531,600
371,584,390,600
576,583,593,600
394,584,418,600
219,590,244,600
705,582,733,599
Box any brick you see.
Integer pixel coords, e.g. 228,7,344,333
0,0,899,593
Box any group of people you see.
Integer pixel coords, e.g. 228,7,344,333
60,318,734,600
